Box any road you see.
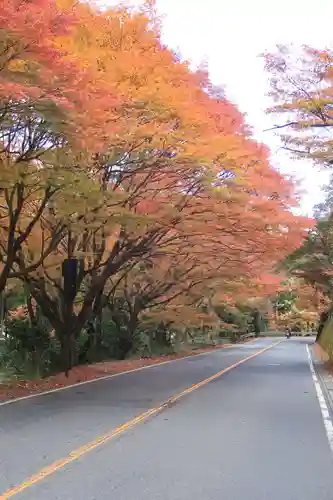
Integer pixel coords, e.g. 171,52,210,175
1,337,333,499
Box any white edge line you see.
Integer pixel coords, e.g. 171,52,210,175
0,337,271,408
306,344,333,455
0,341,255,407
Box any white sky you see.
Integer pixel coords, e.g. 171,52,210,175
105,0,333,215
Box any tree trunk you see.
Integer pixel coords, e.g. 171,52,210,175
118,331,133,360
174,331,181,352
155,325,171,350
25,287,37,326
93,308,103,356
0,260,13,294
184,328,189,346
59,294,78,375
316,309,330,343
59,328,78,375
253,310,261,337
86,291,104,362
119,314,138,359
148,330,154,354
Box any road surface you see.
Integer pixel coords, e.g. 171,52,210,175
1,337,333,499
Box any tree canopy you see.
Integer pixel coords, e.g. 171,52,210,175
0,0,311,375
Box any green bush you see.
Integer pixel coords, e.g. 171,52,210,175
0,316,59,378
77,319,134,363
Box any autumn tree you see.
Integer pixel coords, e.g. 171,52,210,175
0,0,108,293
283,219,333,298
278,213,333,335
101,230,249,358
263,45,333,165
103,256,200,358
262,45,333,332
0,2,311,374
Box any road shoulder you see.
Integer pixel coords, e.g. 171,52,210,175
0,344,229,404
309,343,333,417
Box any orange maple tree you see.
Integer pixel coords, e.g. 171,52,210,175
0,1,312,372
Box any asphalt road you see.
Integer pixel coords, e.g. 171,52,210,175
1,337,333,499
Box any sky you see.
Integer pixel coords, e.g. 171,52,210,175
105,0,333,215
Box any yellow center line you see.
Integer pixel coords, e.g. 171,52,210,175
0,339,282,499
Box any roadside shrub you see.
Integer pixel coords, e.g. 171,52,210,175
0,316,58,378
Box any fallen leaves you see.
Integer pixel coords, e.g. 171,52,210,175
0,345,225,402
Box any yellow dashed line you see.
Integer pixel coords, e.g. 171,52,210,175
0,339,281,499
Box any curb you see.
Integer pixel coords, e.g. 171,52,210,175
309,344,333,417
